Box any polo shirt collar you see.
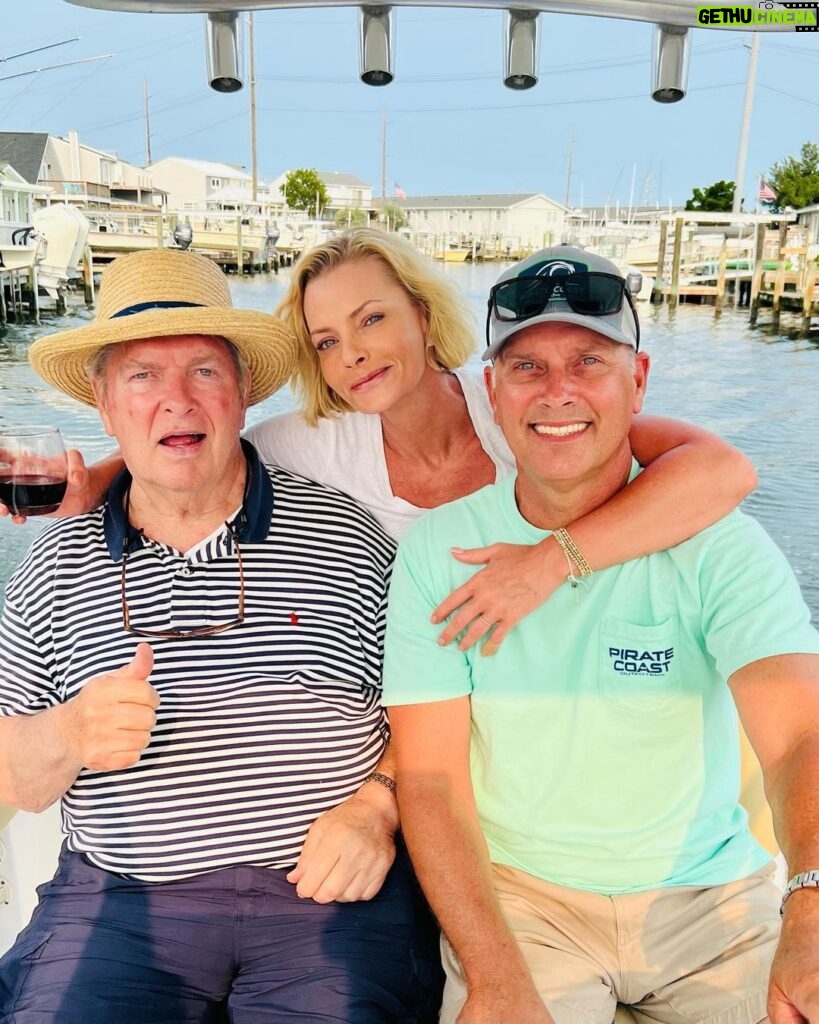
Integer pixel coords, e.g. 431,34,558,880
103,438,272,560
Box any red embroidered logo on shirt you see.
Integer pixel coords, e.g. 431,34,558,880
289,612,299,625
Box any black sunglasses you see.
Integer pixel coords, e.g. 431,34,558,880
487,271,640,350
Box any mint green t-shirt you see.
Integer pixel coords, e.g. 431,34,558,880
383,469,819,895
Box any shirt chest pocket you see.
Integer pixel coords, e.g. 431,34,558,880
599,616,680,716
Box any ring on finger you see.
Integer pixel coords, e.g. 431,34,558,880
478,614,495,629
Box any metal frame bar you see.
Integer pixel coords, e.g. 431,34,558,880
64,0,748,29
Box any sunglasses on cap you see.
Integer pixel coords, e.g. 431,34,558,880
486,271,640,350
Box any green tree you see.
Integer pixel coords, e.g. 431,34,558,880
684,180,735,212
767,142,819,210
380,202,407,230
279,169,330,217
334,207,369,229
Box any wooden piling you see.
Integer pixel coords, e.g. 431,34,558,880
669,217,684,311
772,263,786,333
651,220,669,305
83,246,95,306
802,266,816,335
236,217,244,275
749,226,766,325
26,265,40,322
715,240,728,317
155,214,164,249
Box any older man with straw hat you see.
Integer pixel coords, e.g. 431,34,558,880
0,249,442,1024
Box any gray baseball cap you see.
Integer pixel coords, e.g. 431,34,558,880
482,245,640,361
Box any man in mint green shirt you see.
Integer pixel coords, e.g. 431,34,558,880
383,246,819,1024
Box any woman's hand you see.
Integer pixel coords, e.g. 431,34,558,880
431,538,566,655
0,449,96,524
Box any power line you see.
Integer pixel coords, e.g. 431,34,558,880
254,80,745,117
256,42,741,86
758,81,819,108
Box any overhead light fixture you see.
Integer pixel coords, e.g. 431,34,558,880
359,6,394,86
205,11,243,93
504,10,539,90
651,23,690,103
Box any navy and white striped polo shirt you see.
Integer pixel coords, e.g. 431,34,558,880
0,442,395,883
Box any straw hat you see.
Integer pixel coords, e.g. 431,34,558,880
29,248,299,407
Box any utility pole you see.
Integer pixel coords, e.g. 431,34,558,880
733,33,760,214
249,11,258,204
144,78,152,165
564,131,574,209
381,109,387,202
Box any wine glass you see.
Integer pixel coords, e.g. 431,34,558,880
0,427,68,516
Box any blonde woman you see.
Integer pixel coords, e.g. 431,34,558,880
4,229,755,651
246,229,755,650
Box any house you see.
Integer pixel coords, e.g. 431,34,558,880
147,156,262,212
0,131,162,209
0,163,48,227
796,202,819,259
382,193,569,251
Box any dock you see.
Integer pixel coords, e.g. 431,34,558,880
647,212,818,332
0,265,39,324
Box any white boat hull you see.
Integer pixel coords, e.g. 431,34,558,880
32,205,91,296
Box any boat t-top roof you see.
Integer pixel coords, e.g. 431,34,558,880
63,0,805,105
63,0,806,27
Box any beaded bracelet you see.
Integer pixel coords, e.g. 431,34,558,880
553,528,594,588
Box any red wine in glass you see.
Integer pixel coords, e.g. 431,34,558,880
0,427,68,516
0,475,68,515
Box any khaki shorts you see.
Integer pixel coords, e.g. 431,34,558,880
440,863,780,1024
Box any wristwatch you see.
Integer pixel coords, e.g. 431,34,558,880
780,870,819,915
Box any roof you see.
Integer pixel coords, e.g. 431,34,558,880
381,192,567,211
0,132,49,184
148,157,250,179
318,171,371,188
0,162,48,193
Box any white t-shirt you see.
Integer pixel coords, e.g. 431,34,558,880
245,368,515,538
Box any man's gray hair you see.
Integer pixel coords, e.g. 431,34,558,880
85,337,251,401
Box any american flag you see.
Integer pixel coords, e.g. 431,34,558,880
758,180,777,203
394,182,407,199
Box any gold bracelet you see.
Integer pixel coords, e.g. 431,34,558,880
363,771,397,795
553,528,594,588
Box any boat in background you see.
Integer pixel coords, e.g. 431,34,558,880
32,204,91,299
0,164,46,273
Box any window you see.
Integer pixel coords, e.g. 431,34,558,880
210,177,222,189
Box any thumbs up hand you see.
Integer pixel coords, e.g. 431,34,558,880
64,643,161,772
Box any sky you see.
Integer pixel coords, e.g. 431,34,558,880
2,0,817,210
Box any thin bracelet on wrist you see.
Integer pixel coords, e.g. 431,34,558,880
552,528,594,589
362,771,397,795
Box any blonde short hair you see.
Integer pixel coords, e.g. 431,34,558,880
276,229,476,423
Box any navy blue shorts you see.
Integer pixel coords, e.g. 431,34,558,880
0,842,443,1023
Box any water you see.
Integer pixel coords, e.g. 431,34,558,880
1,264,818,622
